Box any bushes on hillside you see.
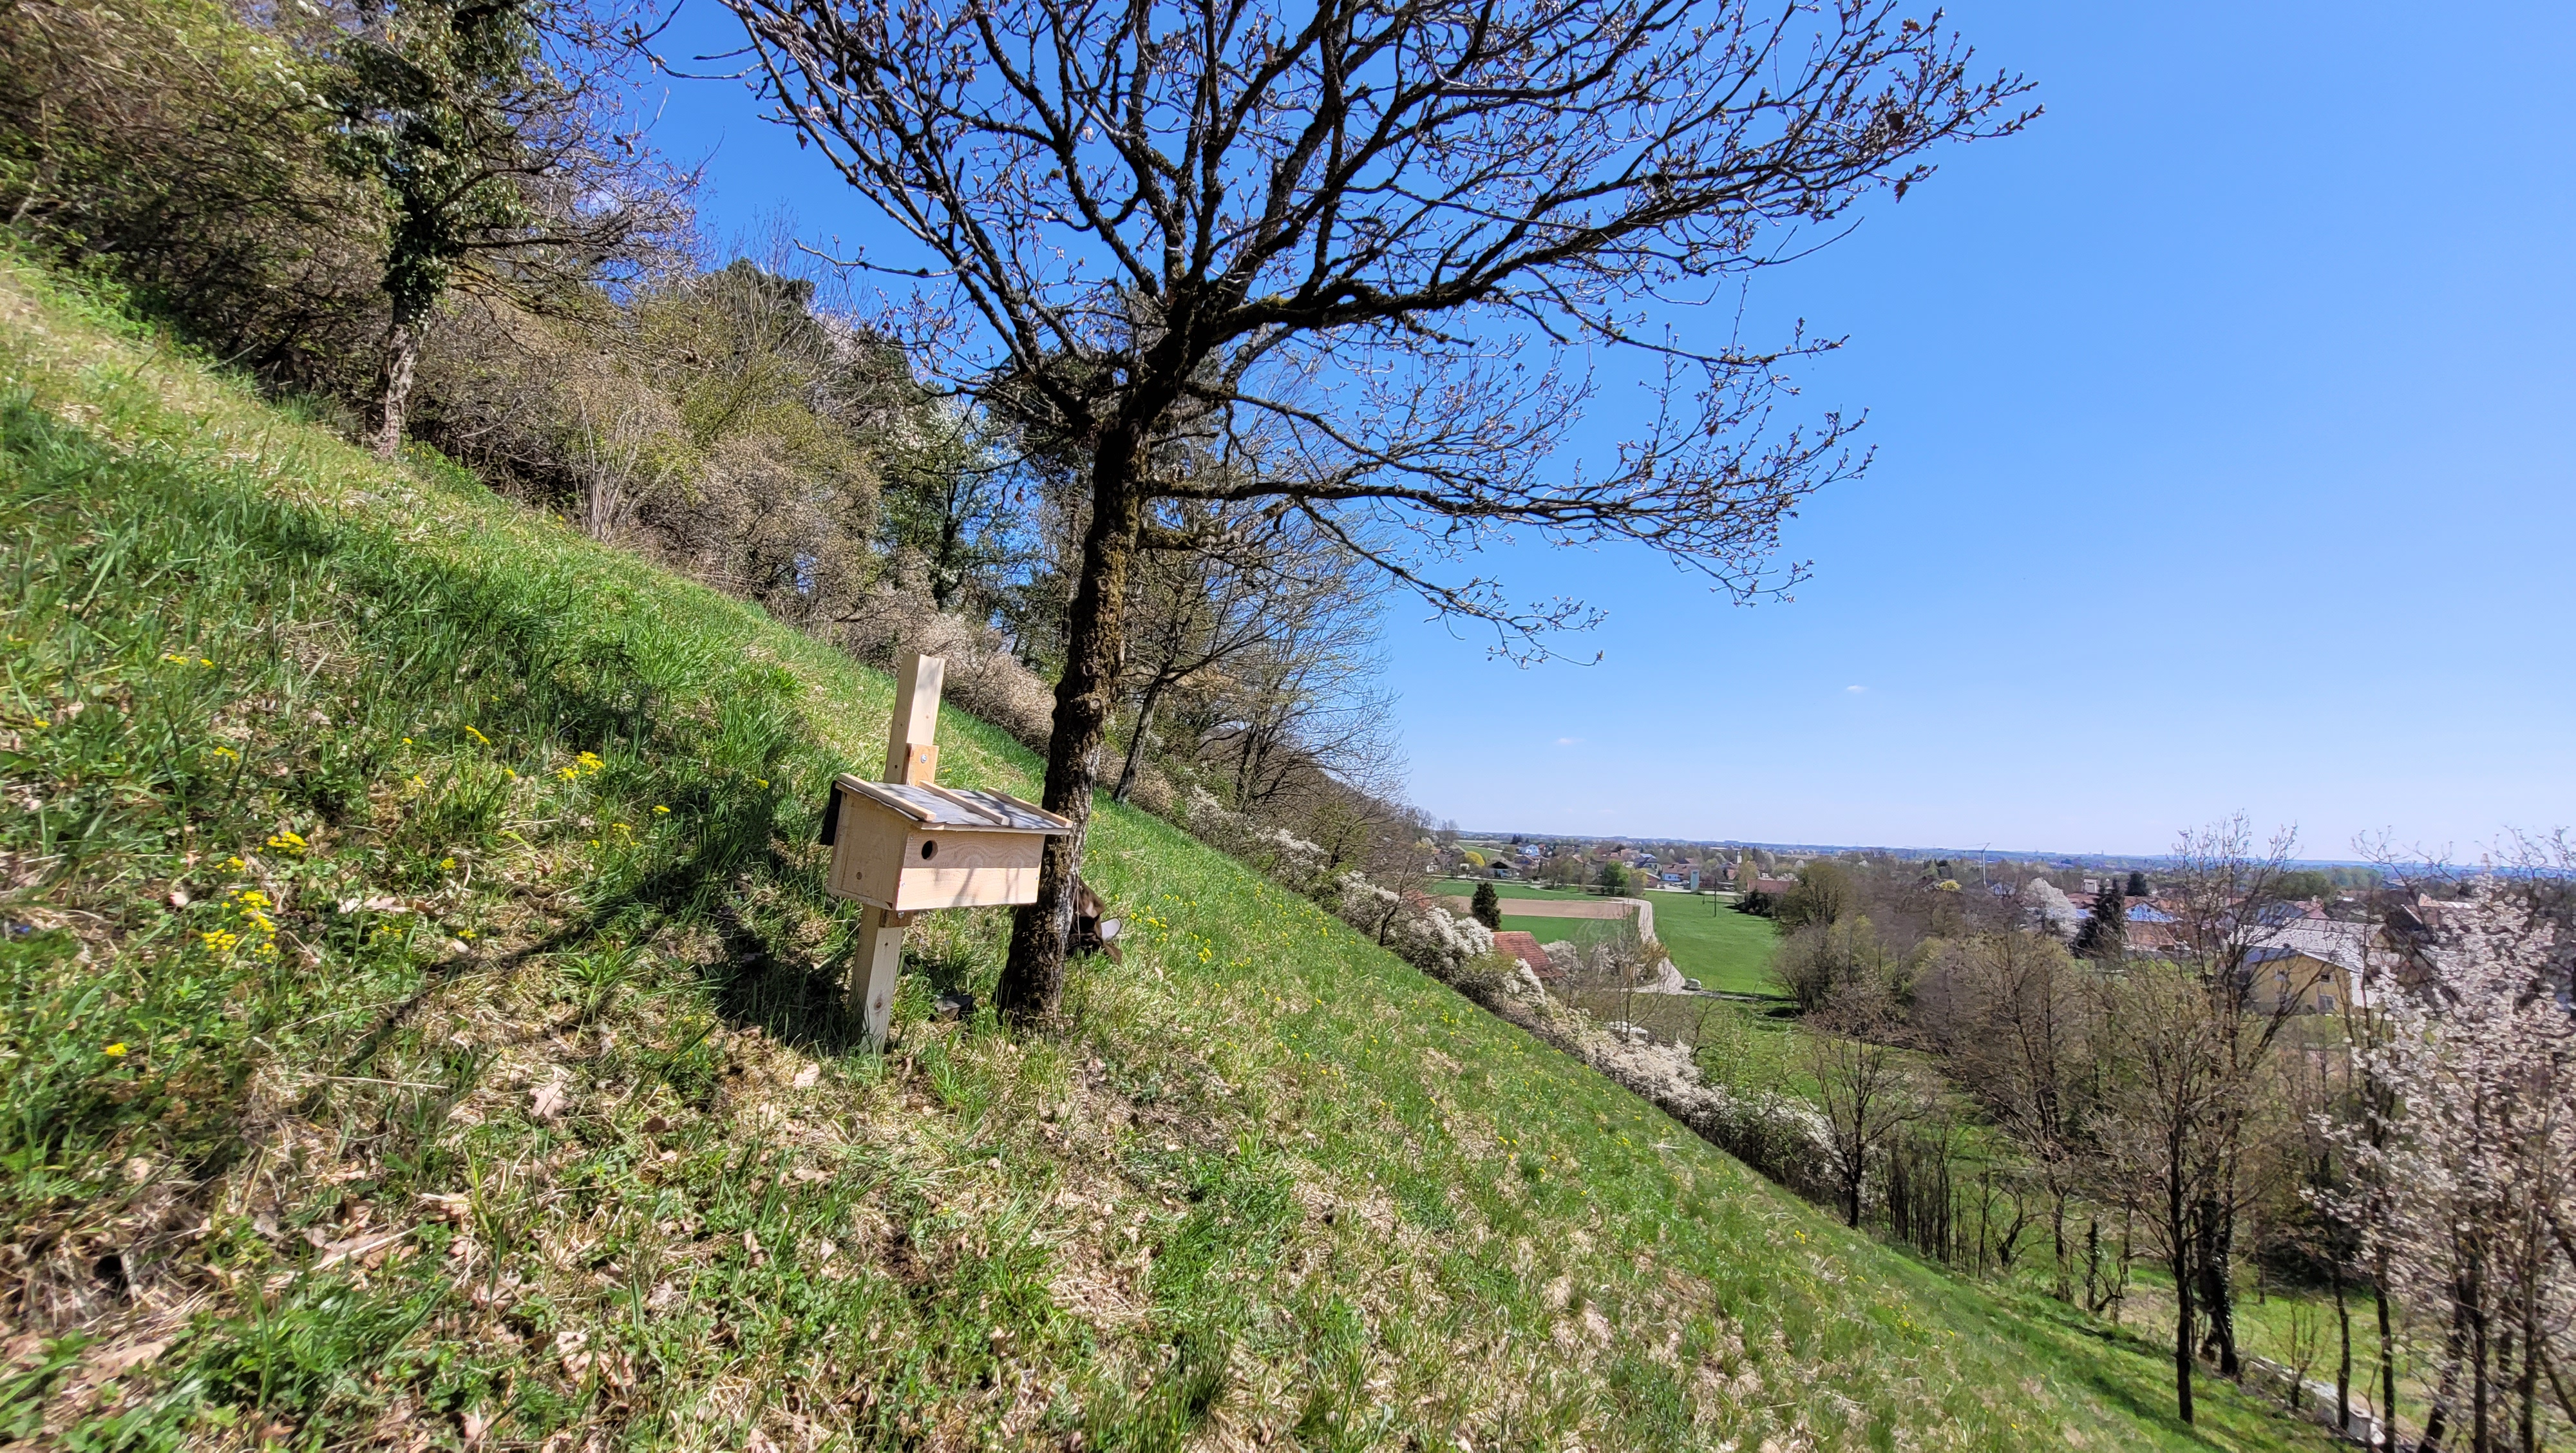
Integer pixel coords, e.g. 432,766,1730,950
1182,790,1489,977
0,0,388,393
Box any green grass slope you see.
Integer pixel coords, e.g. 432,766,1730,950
0,261,2338,1452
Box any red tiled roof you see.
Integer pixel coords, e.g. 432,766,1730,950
1491,931,1556,978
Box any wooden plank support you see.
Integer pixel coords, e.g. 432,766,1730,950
850,649,942,1047
884,651,943,786
853,906,914,1047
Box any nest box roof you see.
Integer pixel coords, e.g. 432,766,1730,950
834,775,1072,834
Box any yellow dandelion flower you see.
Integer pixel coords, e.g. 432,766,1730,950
223,855,244,870
439,857,455,871
104,1043,128,1058
464,725,491,745
211,745,237,759
753,778,768,788
652,804,669,814
265,830,305,855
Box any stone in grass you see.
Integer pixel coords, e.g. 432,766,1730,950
934,989,977,1020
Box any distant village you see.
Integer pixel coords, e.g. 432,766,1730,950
1424,831,2450,1016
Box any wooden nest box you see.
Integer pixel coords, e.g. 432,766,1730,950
822,777,1070,912
820,651,1072,1046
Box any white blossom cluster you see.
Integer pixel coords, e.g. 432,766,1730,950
1179,789,1491,974
2321,879,2574,1431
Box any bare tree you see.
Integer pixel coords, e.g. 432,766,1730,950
1109,509,1371,805
1918,929,2099,1301
2092,817,2312,1427
1808,983,1927,1228
721,0,2034,1023
333,0,683,457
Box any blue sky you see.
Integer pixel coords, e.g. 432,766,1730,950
649,1,2575,859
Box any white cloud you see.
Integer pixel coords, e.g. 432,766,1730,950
1554,736,1581,746
1845,685,1868,694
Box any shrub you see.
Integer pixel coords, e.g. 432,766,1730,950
1771,914,1890,1014
1774,860,1856,931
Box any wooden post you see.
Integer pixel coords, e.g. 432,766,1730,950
852,651,943,1045
884,651,943,786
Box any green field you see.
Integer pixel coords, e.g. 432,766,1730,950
1638,898,1783,998
1435,880,1783,998
0,259,2341,1450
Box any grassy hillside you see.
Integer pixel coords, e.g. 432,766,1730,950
0,260,2340,1452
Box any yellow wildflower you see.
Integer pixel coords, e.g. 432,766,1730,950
211,745,237,759
464,725,491,745
439,857,455,871
265,830,306,855
104,1043,128,1058
200,929,240,954
652,804,669,814
198,658,213,668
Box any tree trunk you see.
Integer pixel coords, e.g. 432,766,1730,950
996,433,1144,1026
2172,1174,2197,1425
2052,1189,2070,1302
374,312,422,461
1110,676,1168,805
2333,1248,2353,1435
2419,1287,2472,1453
2376,1252,2400,1452
2517,1262,2537,1453
2468,1256,2489,1453
2196,1194,2242,1377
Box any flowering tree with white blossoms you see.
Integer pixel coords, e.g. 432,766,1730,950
2328,877,2576,1453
